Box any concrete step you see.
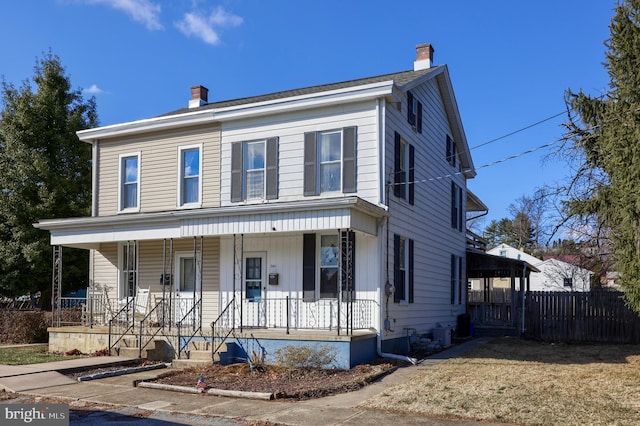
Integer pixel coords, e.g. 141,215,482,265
188,350,211,360
172,358,212,369
188,340,211,351
119,347,144,358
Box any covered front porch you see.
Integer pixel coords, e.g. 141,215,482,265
39,197,387,368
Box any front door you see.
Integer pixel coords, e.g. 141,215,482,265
244,253,266,327
175,252,200,325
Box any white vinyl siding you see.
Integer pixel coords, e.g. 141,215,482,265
220,101,379,205
96,124,220,216
384,77,467,338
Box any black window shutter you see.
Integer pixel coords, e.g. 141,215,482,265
265,137,279,200
393,234,402,302
231,142,243,202
342,127,357,193
458,186,463,232
452,138,457,168
341,230,356,300
416,101,423,133
446,135,452,166
408,144,415,205
451,182,457,229
450,254,456,304
408,239,414,303
407,91,415,126
393,132,404,198
458,255,463,305
303,234,316,301
303,132,317,196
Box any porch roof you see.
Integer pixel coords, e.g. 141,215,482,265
35,197,388,248
467,250,540,279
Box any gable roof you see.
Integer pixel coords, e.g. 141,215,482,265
77,64,474,176
161,67,439,117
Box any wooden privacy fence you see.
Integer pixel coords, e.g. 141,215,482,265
524,290,640,343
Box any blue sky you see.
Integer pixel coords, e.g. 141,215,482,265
0,0,614,229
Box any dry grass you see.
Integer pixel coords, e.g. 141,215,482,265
361,337,640,425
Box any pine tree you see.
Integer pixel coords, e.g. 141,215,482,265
565,0,640,311
0,51,98,298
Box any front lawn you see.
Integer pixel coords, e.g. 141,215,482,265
0,344,85,365
361,337,640,425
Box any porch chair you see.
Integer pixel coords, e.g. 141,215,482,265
81,284,113,326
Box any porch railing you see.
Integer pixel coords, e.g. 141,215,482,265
217,297,376,334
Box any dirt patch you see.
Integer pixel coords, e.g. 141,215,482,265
151,359,398,400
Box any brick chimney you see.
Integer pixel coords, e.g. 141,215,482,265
414,43,434,71
189,85,209,108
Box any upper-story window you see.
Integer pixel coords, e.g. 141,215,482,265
407,91,423,133
450,254,463,305
394,132,415,205
304,127,356,196
119,152,140,212
446,135,457,168
178,145,202,207
244,141,265,200
451,182,463,232
231,138,279,202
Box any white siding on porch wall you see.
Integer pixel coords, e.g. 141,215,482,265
90,238,220,328
383,78,467,341
219,233,380,330
219,100,381,206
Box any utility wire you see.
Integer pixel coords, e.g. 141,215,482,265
470,111,567,150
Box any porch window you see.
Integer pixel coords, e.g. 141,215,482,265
178,145,201,206
119,152,140,212
394,235,414,303
302,231,356,301
303,127,357,196
120,242,138,298
231,138,279,202
320,235,339,298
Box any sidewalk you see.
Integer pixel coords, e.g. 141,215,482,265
1,337,504,425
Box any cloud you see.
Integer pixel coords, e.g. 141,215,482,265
82,0,163,30
83,84,104,95
175,6,243,45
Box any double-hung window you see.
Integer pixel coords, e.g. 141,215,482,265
394,234,414,303
407,91,423,133
394,132,415,204
302,231,356,301
245,141,266,200
119,152,140,212
304,127,357,196
178,145,202,207
446,135,457,168
231,138,279,202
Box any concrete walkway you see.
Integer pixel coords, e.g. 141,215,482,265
0,337,506,425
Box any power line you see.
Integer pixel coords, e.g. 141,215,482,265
470,111,567,151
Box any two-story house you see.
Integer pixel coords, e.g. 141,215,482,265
37,43,479,368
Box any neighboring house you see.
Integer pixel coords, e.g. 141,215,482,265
472,243,593,292
36,43,479,367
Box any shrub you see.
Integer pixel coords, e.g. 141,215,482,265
0,309,82,344
274,344,337,369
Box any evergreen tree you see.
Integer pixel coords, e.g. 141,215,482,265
0,52,98,298
564,0,640,310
